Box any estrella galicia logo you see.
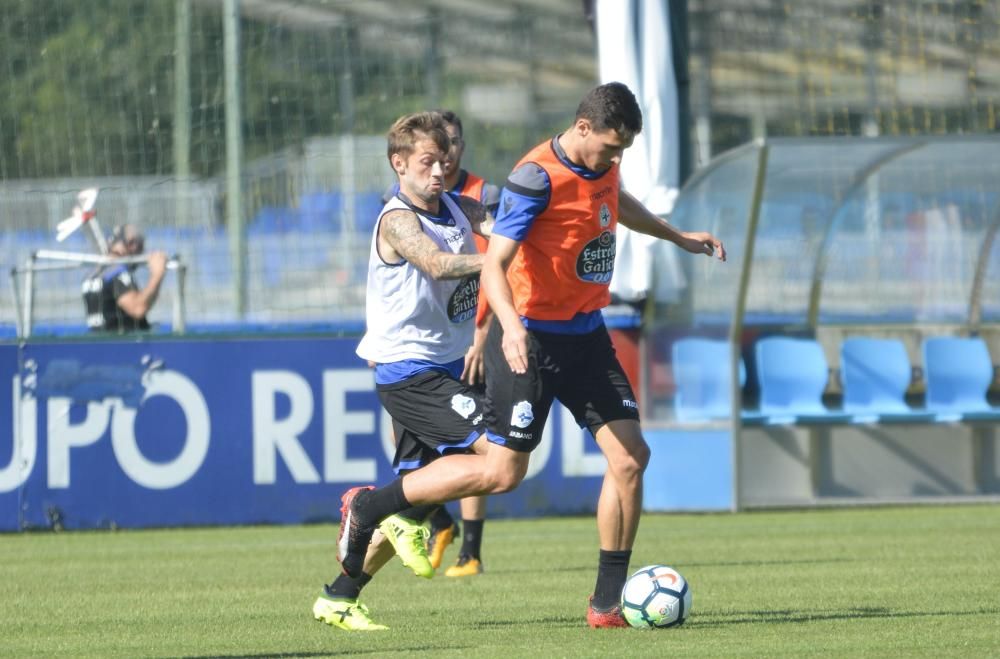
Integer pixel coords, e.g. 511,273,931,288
575,230,616,284
599,203,612,227
451,394,477,419
447,275,480,323
511,401,534,429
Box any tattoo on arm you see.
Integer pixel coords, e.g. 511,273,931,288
432,253,483,279
459,196,494,238
381,209,483,280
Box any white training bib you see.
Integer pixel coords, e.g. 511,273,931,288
356,193,479,365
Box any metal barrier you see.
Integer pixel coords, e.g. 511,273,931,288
9,250,187,339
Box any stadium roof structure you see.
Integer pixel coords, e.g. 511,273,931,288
670,134,1000,329
690,0,1000,116
210,0,1000,145
214,0,598,118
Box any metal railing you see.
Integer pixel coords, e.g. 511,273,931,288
10,250,187,339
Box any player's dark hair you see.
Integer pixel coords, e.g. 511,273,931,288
434,109,463,138
575,82,643,135
386,112,450,163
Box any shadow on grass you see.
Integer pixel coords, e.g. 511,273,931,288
416,605,1000,631
181,654,334,659
683,557,856,568
690,606,1000,628
496,557,855,575
471,614,583,629
180,645,476,659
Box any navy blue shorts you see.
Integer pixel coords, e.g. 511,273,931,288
484,321,639,452
378,370,485,473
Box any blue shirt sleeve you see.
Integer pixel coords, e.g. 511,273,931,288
494,163,550,242
481,183,501,215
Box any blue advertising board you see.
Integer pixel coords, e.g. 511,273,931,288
0,337,625,531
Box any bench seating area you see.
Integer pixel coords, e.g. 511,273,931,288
672,335,1000,425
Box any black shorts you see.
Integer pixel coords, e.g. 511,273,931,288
377,370,486,473
484,321,639,452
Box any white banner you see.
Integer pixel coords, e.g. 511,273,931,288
597,0,686,303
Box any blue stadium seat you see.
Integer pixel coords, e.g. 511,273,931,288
750,336,851,425
840,337,936,423
142,226,188,257
250,206,287,234
298,192,342,233
250,206,309,234
259,235,285,286
671,337,745,422
354,192,384,234
14,230,50,248
192,229,231,286
923,336,1000,422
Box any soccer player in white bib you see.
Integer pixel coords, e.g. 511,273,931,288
381,109,500,578
312,111,494,631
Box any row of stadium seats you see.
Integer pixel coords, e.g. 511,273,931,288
252,192,384,234
672,335,1000,424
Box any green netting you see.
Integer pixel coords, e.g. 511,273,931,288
2,1,999,330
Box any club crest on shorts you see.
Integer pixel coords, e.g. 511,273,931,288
511,401,534,429
450,394,476,419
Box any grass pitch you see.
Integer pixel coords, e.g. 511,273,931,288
2,504,998,657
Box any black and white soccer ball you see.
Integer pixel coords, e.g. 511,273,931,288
620,565,692,629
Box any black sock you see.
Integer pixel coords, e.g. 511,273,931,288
428,505,455,531
358,479,410,526
459,519,484,560
397,503,438,523
326,572,373,600
592,549,631,611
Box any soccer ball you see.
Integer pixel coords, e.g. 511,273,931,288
620,565,692,629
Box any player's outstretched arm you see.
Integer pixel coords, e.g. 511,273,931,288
380,209,484,280
457,195,495,239
618,190,726,261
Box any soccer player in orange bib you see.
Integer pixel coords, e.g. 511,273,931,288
480,82,725,627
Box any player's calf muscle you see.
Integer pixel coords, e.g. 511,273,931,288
401,455,487,502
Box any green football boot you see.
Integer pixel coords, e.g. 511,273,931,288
379,514,434,578
312,592,388,631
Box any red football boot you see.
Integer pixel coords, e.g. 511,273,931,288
587,596,629,629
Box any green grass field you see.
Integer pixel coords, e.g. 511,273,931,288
2,504,998,658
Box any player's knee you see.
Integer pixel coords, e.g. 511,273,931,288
491,475,520,495
635,440,651,472
610,441,650,483
629,435,651,473
483,469,522,494
622,455,647,483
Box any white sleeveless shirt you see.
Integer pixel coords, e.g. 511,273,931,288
356,193,480,365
